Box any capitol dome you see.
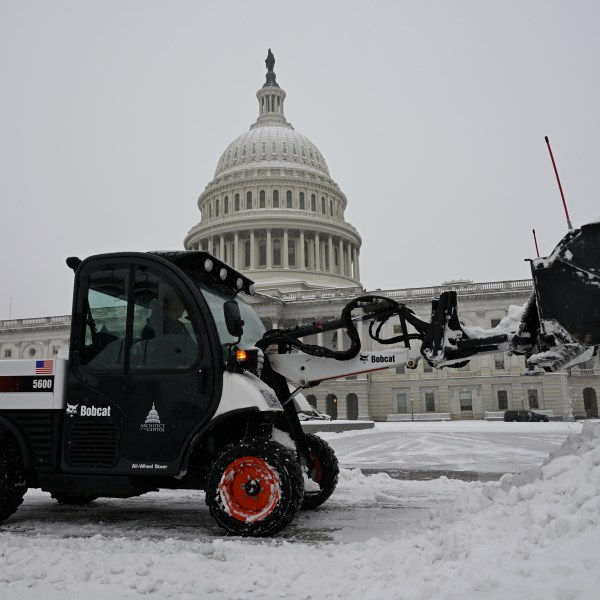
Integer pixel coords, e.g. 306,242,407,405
184,51,362,291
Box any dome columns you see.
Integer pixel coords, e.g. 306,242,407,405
188,227,361,285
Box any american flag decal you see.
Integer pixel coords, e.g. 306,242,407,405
35,360,53,375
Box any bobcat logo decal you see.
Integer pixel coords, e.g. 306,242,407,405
66,403,79,417
359,354,369,363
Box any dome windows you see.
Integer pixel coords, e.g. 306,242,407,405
235,193,240,211
311,194,316,211
288,239,296,267
299,192,305,210
286,190,293,208
241,145,247,158
261,142,266,156
259,190,266,208
273,190,279,208
246,191,253,209
321,196,326,214
271,142,277,155
251,143,256,156
282,142,288,155
292,143,298,157
273,238,282,267
224,196,229,214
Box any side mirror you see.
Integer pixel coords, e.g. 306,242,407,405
224,301,244,339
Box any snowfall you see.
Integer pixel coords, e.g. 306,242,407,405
1,420,599,600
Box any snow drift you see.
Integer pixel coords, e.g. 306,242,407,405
1,423,599,599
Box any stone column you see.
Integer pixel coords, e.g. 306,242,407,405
283,229,289,269
234,231,239,269
299,231,305,270
266,229,272,269
315,233,321,271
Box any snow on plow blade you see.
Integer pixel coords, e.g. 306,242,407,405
421,222,600,372
517,221,600,370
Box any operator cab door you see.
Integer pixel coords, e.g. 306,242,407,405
64,258,218,473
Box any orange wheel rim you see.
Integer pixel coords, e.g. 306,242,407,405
218,456,280,522
309,451,323,484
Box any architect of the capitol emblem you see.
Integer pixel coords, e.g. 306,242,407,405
184,50,362,291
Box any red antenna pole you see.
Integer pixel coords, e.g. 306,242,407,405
545,136,573,230
532,228,540,258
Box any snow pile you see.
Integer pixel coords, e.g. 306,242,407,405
1,424,599,599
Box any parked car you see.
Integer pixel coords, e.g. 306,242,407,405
504,410,549,422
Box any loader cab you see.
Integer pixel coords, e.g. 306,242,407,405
62,251,258,476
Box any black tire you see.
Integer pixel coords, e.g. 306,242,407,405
205,437,303,537
51,494,98,505
301,433,339,510
0,431,28,523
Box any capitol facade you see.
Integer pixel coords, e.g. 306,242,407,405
1,52,598,421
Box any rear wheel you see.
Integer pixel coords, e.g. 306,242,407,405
205,437,303,537
0,431,27,523
51,494,98,505
301,433,339,510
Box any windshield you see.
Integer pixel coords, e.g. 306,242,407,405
185,272,266,358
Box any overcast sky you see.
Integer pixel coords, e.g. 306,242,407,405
1,0,599,319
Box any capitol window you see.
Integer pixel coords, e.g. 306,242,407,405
321,197,326,213
244,240,251,268
299,192,305,209
311,194,316,211
242,145,247,158
258,239,267,267
273,190,279,208
261,143,266,155
286,190,293,208
234,193,240,211
246,191,252,209
259,190,266,208
288,239,296,267
273,239,282,266
251,143,256,156
224,196,229,213
292,143,297,156
272,142,277,155
282,142,288,155
215,199,220,216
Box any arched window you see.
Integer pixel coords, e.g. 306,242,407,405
259,190,266,208
251,143,256,156
258,239,267,267
246,191,252,209
299,192,305,210
273,238,282,266
215,198,220,217
244,240,251,268
273,190,279,208
330,199,333,215
288,239,296,267
321,196,326,214
208,203,212,219
292,143,298,157
261,142,266,155
224,196,229,214
241,145,247,158
271,142,277,155
282,142,288,155
235,193,240,211
311,194,316,211
286,190,293,208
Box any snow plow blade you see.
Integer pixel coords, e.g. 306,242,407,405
513,221,600,370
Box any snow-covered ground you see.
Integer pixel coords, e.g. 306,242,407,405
2,420,599,599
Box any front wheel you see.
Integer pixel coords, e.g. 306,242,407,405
0,431,28,523
301,433,339,510
205,437,303,537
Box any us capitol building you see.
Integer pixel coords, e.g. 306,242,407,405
1,52,598,421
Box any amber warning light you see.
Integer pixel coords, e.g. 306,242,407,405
227,348,259,372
